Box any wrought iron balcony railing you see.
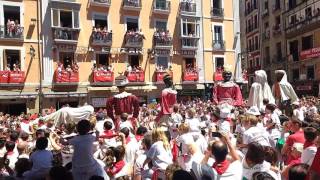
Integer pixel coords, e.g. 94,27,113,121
0,25,24,40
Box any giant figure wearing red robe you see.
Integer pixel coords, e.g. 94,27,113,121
106,75,140,130
213,69,243,107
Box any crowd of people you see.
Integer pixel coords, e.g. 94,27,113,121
92,26,112,42
153,29,172,46
6,19,23,38
125,29,145,44
57,62,79,74
1,95,320,180
92,64,114,73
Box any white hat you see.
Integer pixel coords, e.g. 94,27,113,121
292,143,304,153
220,107,231,119
246,106,261,116
292,101,300,106
115,75,128,87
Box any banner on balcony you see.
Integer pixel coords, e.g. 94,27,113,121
300,47,320,60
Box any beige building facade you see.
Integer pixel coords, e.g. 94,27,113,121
0,0,240,113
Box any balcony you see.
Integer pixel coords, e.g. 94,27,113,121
153,0,170,14
91,31,112,46
285,10,320,38
154,30,172,49
125,70,145,83
54,70,79,84
122,0,141,11
212,40,225,51
0,71,25,85
183,70,198,82
211,8,224,19
90,0,111,7
179,2,196,15
181,36,199,50
262,30,270,40
0,25,24,42
272,24,282,36
92,70,114,84
124,31,144,47
155,71,173,83
52,27,80,44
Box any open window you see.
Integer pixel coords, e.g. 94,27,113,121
181,18,199,37
155,20,167,31
4,50,21,71
289,40,299,61
52,9,80,28
307,65,315,80
215,57,224,71
156,56,169,70
93,14,108,30
96,53,109,68
126,18,139,31
128,55,140,69
212,0,221,9
292,68,299,81
302,35,313,51
185,58,195,69
59,52,74,69
3,5,21,37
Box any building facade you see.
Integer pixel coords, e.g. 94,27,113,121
0,0,42,114
0,0,239,113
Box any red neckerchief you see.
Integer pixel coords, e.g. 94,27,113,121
304,141,315,149
107,160,125,175
135,135,143,142
99,130,117,139
22,119,29,124
38,121,44,127
212,159,230,175
126,136,131,144
6,151,14,156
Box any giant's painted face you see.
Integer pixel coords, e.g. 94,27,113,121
222,71,232,82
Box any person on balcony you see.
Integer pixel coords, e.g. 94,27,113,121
247,70,275,112
212,66,243,107
106,75,140,131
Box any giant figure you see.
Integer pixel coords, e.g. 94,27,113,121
213,69,243,107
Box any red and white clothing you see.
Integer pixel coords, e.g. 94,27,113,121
106,92,139,129
213,81,243,107
160,88,177,115
301,142,317,166
285,130,305,164
310,148,320,176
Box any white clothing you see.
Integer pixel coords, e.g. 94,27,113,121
293,108,305,121
301,146,317,166
308,106,318,116
20,122,32,134
272,70,298,103
243,126,271,147
183,152,204,171
185,118,201,133
125,138,139,164
7,152,19,170
248,70,275,110
176,133,194,155
242,160,279,180
135,152,153,180
119,120,133,130
147,141,173,170
217,119,231,134
217,160,243,180
95,119,107,134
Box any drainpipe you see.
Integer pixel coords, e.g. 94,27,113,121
200,0,206,99
37,0,43,113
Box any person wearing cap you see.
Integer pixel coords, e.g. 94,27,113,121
156,73,177,130
272,70,298,111
212,67,243,107
106,75,139,131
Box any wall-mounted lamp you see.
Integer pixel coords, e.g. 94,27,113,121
30,18,37,26
29,45,36,58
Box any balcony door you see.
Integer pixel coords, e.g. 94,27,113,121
126,17,139,31
185,58,195,69
96,53,109,68
3,50,20,71
212,0,222,8
129,55,140,69
52,9,79,28
93,14,108,30
181,18,199,37
59,52,74,69
2,5,21,38
215,57,224,71
289,40,299,61
157,56,169,70
155,20,167,31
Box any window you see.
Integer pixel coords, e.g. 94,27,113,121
3,50,20,71
126,18,139,31
264,0,268,10
307,65,314,80
59,52,74,69
265,46,270,63
254,36,259,50
289,40,299,61
129,55,140,68
155,21,167,31
213,0,221,8
276,42,282,60
93,14,108,30
215,57,224,70
249,59,253,68
288,0,296,10
214,26,223,41
305,7,312,19
302,35,313,50
264,22,269,28
185,58,195,68
255,57,260,67
96,53,109,68
181,18,200,37
51,9,80,28
275,16,281,25
289,15,297,25
253,0,257,9
157,56,169,69
292,68,299,81
254,15,258,29
3,5,21,37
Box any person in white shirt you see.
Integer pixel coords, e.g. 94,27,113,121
301,127,318,166
241,115,271,149
307,101,318,116
176,123,195,170
185,108,201,133
143,128,173,180
133,134,153,180
217,107,232,134
169,105,183,139
292,102,305,122
120,127,139,164
23,137,53,180
265,104,281,147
